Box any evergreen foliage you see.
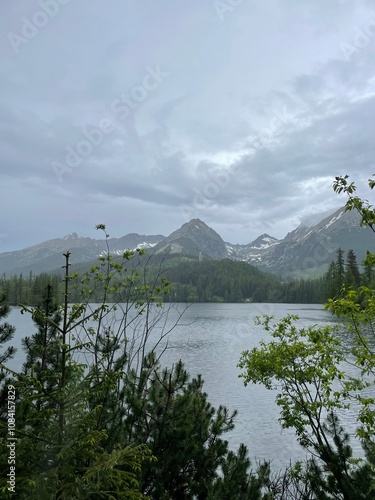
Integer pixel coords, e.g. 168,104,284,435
121,354,264,498
0,294,16,367
0,272,61,306
323,247,367,301
0,258,327,305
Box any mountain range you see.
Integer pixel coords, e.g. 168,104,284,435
0,207,373,278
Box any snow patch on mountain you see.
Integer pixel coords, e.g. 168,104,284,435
322,210,344,230
98,241,158,257
135,242,158,250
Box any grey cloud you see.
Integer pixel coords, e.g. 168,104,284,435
1,0,375,250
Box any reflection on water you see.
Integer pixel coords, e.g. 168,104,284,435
4,302,371,468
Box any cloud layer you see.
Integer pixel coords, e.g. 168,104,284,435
1,0,375,251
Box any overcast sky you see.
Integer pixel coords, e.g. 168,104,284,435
1,0,375,251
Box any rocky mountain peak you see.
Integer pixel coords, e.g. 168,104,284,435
181,219,212,231
62,232,79,240
249,233,279,248
154,218,227,259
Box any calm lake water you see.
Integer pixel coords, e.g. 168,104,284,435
4,302,364,468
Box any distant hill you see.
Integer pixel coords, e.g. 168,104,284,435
0,233,164,276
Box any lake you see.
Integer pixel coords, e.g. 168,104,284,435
4,302,364,469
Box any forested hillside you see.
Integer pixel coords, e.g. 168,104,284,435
163,259,322,303
0,257,319,305
0,247,369,306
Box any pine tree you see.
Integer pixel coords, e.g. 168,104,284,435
305,413,375,499
336,247,345,294
0,294,16,367
324,261,338,300
121,355,269,498
21,282,62,385
345,249,361,289
323,249,347,300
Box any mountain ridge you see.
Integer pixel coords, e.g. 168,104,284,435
0,207,373,278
